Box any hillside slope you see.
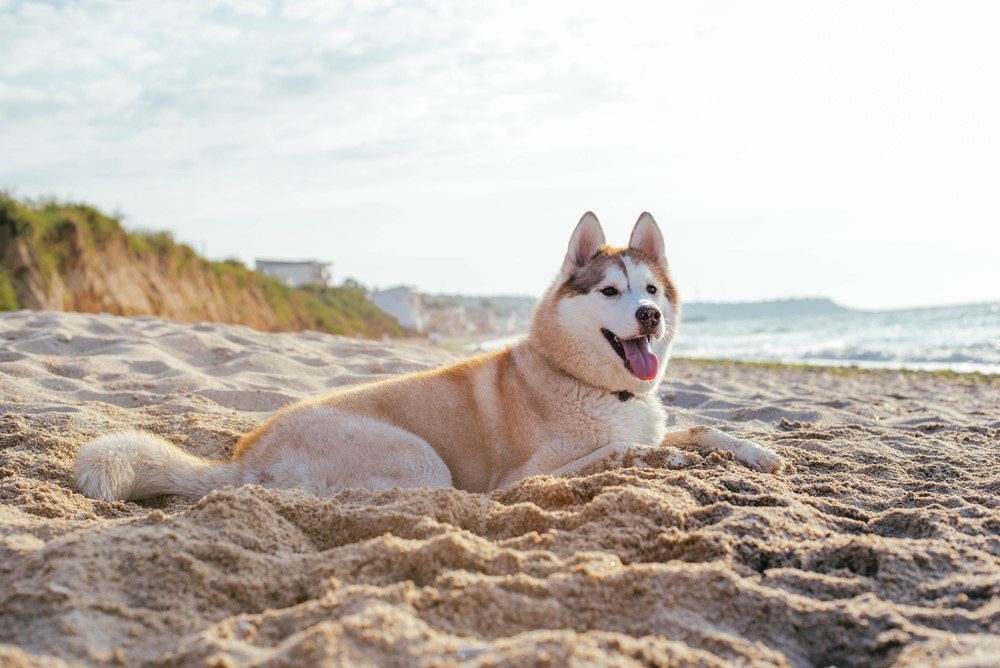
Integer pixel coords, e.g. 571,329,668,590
0,195,407,338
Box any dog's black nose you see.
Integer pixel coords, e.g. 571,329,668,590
636,305,661,330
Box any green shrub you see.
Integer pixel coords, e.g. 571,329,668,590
0,194,410,337
0,269,19,311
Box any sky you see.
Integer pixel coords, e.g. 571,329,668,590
1,0,998,309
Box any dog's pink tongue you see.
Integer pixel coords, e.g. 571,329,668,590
621,337,659,381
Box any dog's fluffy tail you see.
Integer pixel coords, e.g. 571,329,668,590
74,430,238,502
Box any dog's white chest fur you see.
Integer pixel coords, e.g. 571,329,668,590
503,386,667,485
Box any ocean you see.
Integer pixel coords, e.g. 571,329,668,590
674,301,1000,374
472,302,1000,375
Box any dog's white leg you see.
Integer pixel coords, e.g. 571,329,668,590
549,441,696,478
661,426,784,473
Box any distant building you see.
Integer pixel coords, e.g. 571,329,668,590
370,286,425,332
255,259,331,287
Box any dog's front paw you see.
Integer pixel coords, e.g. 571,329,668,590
661,427,786,474
735,443,785,474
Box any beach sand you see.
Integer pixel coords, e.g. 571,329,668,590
1,311,998,666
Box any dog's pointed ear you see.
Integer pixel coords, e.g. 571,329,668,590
629,212,666,264
562,212,606,276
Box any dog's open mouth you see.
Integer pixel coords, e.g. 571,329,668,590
601,328,659,381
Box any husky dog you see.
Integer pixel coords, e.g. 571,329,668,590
75,213,783,502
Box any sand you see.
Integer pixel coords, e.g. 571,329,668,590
1,310,998,667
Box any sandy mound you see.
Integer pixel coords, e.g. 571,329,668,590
1,311,998,666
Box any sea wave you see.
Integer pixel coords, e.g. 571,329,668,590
674,303,1000,374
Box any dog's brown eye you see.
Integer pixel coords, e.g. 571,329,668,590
600,286,619,297
646,285,657,294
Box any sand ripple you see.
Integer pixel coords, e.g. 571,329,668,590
1,311,998,666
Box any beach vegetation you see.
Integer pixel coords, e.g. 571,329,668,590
0,193,409,338
0,268,19,311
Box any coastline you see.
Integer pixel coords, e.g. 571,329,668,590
439,333,1000,376
673,356,1000,384
435,300,1000,375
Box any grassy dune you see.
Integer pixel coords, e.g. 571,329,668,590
0,194,407,338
